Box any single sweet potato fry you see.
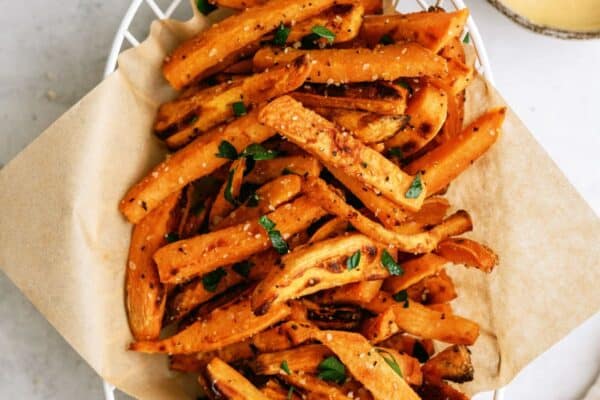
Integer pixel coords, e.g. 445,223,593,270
319,280,383,305
206,357,271,399
382,253,450,294
361,307,399,343
286,3,364,44
244,155,321,185
435,237,498,272
422,344,474,383
252,344,333,375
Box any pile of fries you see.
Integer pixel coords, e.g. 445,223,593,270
119,0,506,398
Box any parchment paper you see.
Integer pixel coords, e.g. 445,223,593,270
0,2,598,399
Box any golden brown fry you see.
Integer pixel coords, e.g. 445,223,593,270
366,292,479,345
286,3,364,44
422,344,474,383
375,348,423,386
209,158,246,229
170,339,255,372
304,177,472,254
293,82,408,115
308,217,348,243
252,344,333,375
361,307,399,343
129,296,290,354
212,0,382,14
319,280,383,305
435,237,498,272
120,110,275,224
206,357,271,400
223,58,254,74
301,300,365,330
382,253,449,294
252,234,389,314
408,270,458,305
359,9,469,53
440,36,467,63
392,196,451,234
379,334,435,362
280,374,350,400
260,96,427,211
215,175,303,230
244,155,321,185
163,0,335,89
441,58,474,95
385,83,448,157
253,43,448,84
260,380,300,400
126,191,180,341
154,196,325,284
405,107,507,195
159,56,311,148
314,108,409,144
250,324,295,353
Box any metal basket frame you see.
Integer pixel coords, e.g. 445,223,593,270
102,0,499,398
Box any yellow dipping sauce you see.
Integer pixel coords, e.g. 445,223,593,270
499,0,600,32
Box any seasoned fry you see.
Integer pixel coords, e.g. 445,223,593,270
302,300,365,330
441,58,474,95
280,373,350,400
359,9,469,53
130,296,291,354
361,307,399,343
163,0,335,88
405,107,507,195
375,348,423,386
212,0,382,14
436,237,498,272
260,96,427,211
385,83,448,157
177,183,214,238
305,177,472,253
209,158,246,229
170,339,255,372
244,155,321,184
319,280,383,305
260,380,299,400
286,3,364,44
314,108,409,144
206,357,271,400
408,270,458,305
252,344,333,375
422,344,474,383
120,111,275,224
126,191,180,340
158,56,311,148
253,43,448,84
382,253,450,294
252,234,389,314
308,217,348,243
154,196,325,284
379,334,435,362
214,175,303,230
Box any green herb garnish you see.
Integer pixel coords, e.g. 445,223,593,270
287,386,295,400
381,249,403,276
215,140,238,160
259,215,289,254
376,348,403,378
273,24,291,46
317,356,346,384
311,25,336,44
392,289,409,308
463,32,470,44
232,101,247,117
246,192,260,207
346,250,361,270
224,169,238,206
281,360,291,375
232,260,254,278
405,173,423,199
196,0,216,15
388,147,404,160
202,268,226,292
379,34,394,45
241,143,278,160
164,232,180,243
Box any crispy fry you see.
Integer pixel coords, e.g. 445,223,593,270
302,300,365,330
280,374,350,400
209,158,246,229
260,380,300,400
366,292,479,345
158,56,311,148
154,196,325,284
250,324,295,353
260,97,427,211
304,177,472,253
126,191,180,340
385,83,448,157
441,58,474,95
212,0,382,14
314,108,409,144
286,3,364,44
223,58,254,74
206,357,271,400
252,234,388,314
120,110,275,224
253,43,448,84
308,217,348,243
408,270,458,305
215,175,303,230
163,0,335,89
436,237,498,272
375,348,423,386
405,107,507,195
244,155,321,184
378,334,435,362
440,37,466,63
392,196,451,234
170,339,255,372
382,253,450,294
252,344,333,375
422,344,474,383
359,9,469,53
319,280,383,305
361,307,399,343
177,183,214,238
130,296,291,354
417,378,470,400
293,82,408,115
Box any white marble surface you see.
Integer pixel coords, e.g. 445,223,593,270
0,1,598,399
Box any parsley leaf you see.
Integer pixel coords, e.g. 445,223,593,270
379,34,394,45
224,169,238,206
164,232,180,243
376,349,403,378
381,249,404,276
392,289,409,308
388,147,404,161
281,360,291,375
196,0,216,15
232,260,254,278
215,140,238,160
273,24,291,46
311,25,336,44
346,250,361,270
259,216,289,254
463,32,470,44
405,173,423,199
258,215,276,231
317,356,346,384
202,268,226,292
232,101,247,117
241,143,278,160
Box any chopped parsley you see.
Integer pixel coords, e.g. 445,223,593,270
215,140,238,160
232,101,247,117
273,24,291,46
317,356,346,384
376,348,403,378
379,34,394,45
311,25,336,44
164,232,180,243
392,289,409,308
241,143,278,160
388,147,404,161
259,216,289,254
232,260,254,278
381,249,403,276
280,360,291,375
196,0,216,15
405,173,423,199
346,250,361,270
224,169,238,206
202,268,226,292
463,32,470,44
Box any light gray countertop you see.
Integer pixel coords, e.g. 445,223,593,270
1,1,599,399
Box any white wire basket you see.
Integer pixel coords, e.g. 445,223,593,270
102,0,499,398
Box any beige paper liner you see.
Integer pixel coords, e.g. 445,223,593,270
0,3,598,399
